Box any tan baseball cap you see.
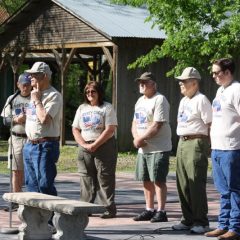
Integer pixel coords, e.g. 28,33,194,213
175,67,201,81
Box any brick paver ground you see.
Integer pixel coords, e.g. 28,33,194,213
0,172,219,240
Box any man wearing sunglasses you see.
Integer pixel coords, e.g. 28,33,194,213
23,62,62,198
205,58,240,240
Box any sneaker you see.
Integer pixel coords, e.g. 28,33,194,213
3,203,19,212
133,210,155,221
150,211,168,223
100,211,116,219
172,222,191,230
190,225,210,234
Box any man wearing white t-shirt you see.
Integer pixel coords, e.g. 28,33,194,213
132,72,172,223
205,58,240,240
23,62,62,197
1,73,31,211
172,67,212,234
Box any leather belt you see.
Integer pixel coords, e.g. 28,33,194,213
29,137,60,144
12,131,27,138
180,134,208,141
85,140,95,144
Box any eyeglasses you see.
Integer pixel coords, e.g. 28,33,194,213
179,79,193,84
212,70,222,76
86,90,97,95
30,73,44,78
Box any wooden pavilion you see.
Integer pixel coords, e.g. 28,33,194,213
0,0,218,152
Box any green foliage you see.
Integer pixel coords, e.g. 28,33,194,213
0,0,26,14
111,0,240,76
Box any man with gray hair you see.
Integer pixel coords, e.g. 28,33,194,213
172,67,212,234
23,62,62,196
132,72,172,223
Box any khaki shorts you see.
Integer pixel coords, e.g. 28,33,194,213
8,135,27,171
135,151,170,182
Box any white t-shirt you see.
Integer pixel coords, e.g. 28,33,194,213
177,91,212,136
210,81,240,150
1,94,30,134
72,102,117,141
133,92,172,153
25,86,63,140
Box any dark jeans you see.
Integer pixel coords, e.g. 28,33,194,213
23,141,59,196
212,149,240,235
78,137,117,214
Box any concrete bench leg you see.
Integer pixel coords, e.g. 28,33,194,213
17,205,52,240
52,212,89,240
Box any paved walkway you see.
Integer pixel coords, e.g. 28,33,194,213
0,172,219,240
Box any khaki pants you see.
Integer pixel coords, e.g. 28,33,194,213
77,137,117,214
176,138,209,226
8,135,27,170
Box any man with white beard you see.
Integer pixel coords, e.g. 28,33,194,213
131,72,172,223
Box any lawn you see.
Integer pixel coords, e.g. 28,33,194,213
0,140,211,174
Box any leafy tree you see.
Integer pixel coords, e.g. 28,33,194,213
112,0,240,75
0,0,26,15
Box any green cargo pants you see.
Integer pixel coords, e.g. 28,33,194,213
77,137,117,214
176,137,209,226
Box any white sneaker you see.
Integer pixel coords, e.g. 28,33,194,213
190,225,210,234
172,222,191,230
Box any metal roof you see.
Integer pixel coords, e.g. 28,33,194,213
53,0,166,39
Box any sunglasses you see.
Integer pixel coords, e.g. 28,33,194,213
30,73,45,78
211,70,222,76
86,90,97,95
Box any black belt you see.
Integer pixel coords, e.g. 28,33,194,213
12,131,27,138
180,134,208,141
85,140,95,144
29,137,60,144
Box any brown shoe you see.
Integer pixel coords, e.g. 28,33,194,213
205,229,227,237
218,231,240,240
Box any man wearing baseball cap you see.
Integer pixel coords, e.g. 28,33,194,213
1,73,32,211
132,72,172,223
23,62,62,199
172,67,212,234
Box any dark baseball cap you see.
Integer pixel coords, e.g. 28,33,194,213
18,73,31,85
135,72,156,82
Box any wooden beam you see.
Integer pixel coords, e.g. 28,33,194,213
112,45,118,110
6,47,27,90
76,53,94,76
29,41,114,50
63,48,76,74
102,46,113,69
52,47,76,146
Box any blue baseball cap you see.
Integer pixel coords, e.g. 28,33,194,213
18,73,31,84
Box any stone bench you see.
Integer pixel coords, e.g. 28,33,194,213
3,192,105,240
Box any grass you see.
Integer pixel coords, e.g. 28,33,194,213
0,140,211,174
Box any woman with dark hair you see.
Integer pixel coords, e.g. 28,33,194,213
72,81,118,218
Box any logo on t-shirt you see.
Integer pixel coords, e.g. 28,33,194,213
26,102,37,121
83,112,101,127
135,111,147,124
212,99,221,112
178,112,188,122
